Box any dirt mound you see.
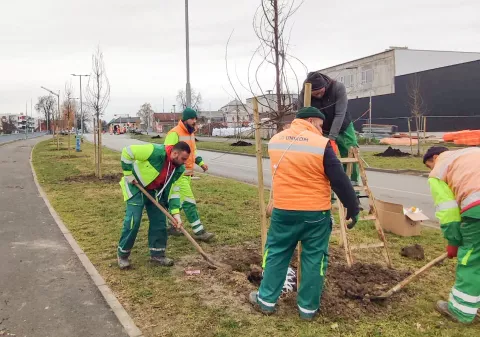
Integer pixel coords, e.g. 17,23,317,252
64,173,122,183
151,135,161,139
231,141,253,147
375,146,410,157
400,244,425,260
176,244,412,320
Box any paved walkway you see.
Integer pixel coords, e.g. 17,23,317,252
0,137,128,337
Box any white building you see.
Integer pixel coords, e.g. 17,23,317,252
318,47,480,100
245,93,298,118
219,99,251,128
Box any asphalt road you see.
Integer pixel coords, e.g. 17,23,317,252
0,137,127,337
0,132,47,145
88,133,437,223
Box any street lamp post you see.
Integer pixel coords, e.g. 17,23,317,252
71,74,90,136
185,0,192,108
41,86,60,149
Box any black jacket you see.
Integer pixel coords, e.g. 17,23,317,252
298,73,352,140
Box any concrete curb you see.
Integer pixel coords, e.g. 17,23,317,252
29,143,144,337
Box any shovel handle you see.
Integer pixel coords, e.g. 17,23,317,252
382,252,448,297
133,182,218,267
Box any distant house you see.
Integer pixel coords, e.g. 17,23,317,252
219,99,251,128
245,93,298,119
107,116,141,134
153,113,182,133
197,110,225,124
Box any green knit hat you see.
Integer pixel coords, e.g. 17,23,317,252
182,107,198,121
296,106,325,120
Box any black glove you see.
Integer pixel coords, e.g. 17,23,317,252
346,209,359,229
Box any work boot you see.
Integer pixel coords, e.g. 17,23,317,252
194,230,215,242
248,291,275,315
117,255,131,269
150,256,174,267
435,300,466,323
167,226,183,237
299,311,318,321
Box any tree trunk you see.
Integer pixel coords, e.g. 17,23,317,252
272,0,283,130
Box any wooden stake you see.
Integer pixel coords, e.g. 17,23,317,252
98,122,102,179
297,82,313,288
253,98,268,255
407,118,413,155
93,118,97,176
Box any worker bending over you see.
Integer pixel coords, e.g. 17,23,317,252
249,106,360,320
164,108,215,242
297,72,359,186
117,141,191,268
424,146,480,324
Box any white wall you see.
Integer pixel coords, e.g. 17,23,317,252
319,50,396,99
395,49,480,76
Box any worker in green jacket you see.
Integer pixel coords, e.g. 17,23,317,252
164,108,215,242
424,146,480,324
117,141,191,269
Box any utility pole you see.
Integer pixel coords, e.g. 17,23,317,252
25,101,28,139
369,91,372,142
185,0,192,108
71,74,89,136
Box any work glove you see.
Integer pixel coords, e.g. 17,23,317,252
446,245,458,259
346,212,359,229
330,140,340,156
125,175,137,185
172,214,183,228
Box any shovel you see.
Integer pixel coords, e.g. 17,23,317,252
368,252,448,301
134,182,227,270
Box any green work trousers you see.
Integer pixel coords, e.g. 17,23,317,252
169,175,204,234
448,216,480,323
117,189,168,258
336,122,359,184
257,208,332,319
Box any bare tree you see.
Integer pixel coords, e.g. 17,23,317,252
137,102,155,132
226,0,306,133
62,82,77,156
85,46,110,178
177,88,202,111
408,74,427,156
35,95,56,133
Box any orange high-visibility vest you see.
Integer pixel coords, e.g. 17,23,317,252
268,118,331,211
430,148,480,212
167,121,196,174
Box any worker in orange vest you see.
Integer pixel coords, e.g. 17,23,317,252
424,146,480,323
164,108,215,242
249,106,359,320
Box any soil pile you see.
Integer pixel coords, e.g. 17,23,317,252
231,141,253,147
400,244,425,260
151,135,161,139
177,244,412,319
375,146,410,157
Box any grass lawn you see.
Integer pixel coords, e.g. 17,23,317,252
360,152,428,172
32,139,478,337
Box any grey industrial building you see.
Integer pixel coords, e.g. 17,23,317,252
318,47,480,132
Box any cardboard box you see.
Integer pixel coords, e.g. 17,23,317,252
374,200,429,237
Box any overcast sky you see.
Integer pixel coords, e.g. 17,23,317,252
1,0,478,122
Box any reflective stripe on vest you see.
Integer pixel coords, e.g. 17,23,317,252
268,143,325,156
435,200,459,212
461,191,480,210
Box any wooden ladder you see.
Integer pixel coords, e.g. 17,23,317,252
334,147,393,268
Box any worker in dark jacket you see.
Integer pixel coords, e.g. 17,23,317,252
297,72,359,185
